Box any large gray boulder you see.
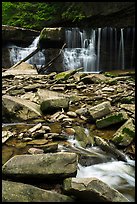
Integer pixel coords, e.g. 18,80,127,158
2,180,74,202
2,152,78,180
63,177,129,202
88,101,112,120
38,89,69,113
2,94,42,122
38,27,65,49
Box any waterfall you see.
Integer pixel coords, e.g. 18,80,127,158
8,28,134,72
63,28,97,72
8,36,45,68
63,27,134,73
118,28,125,70
96,28,101,71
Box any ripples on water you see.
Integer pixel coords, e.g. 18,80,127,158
65,136,135,202
76,154,135,201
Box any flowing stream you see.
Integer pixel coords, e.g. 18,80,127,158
59,135,135,202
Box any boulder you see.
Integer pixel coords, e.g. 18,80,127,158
112,118,135,146
2,180,74,202
38,27,65,49
2,152,78,180
88,101,112,120
96,111,128,128
73,126,92,148
2,62,37,76
54,69,78,81
38,89,69,113
94,136,127,162
63,177,129,202
81,74,110,84
2,95,42,122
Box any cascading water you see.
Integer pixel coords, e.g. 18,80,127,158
8,27,135,73
8,36,45,68
63,27,135,72
63,28,97,72
59,135,135,202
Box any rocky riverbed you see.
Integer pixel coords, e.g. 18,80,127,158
2,62,135,202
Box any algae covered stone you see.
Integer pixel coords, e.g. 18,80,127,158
96,111,128,128
112,118,135,146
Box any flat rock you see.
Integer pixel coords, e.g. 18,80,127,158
2,180,74,202
63,177,129,202
2,152,78,180
2,95,42,122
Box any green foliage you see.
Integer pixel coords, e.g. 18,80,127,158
62,3,86,22
2,2,57,30
2,2,86,30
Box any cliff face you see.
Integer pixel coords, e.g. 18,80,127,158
45,2,135,28
2,25,40,47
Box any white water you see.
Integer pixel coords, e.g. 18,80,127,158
8,27,134,72
8,36,45,68
60,135,135,202
63,27,135,72
63,28,97,72
77,159,135,202
118,28,125,70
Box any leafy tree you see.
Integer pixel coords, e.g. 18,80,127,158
2,2,86,30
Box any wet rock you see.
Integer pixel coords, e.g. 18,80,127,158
2,62,37,76
28,123,42,133
2,152,78,180
28,147,44,154
2,131,13,144
75,107,88,116
54,68,83,81
67,111,77,118
36,142,58,153
112,118,135,146
2,180,74,202
2,95,42,122
39,27,65,49
63,177,129,202
37,89,69,113
101,86,115,92
94,136,127,162
30,129,45,139
96,111,128,129
88,101,112,120
73,126,91,148
41,97,69,114
27,139,48,145
65,128,76,135
81,73,110,84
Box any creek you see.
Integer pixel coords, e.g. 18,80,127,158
3,26,135,202
2,121,135,202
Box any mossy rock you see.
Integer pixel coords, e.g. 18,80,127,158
96,111,128,129
112,118,135,146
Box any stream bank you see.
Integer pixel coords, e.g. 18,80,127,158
2,63,135,202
